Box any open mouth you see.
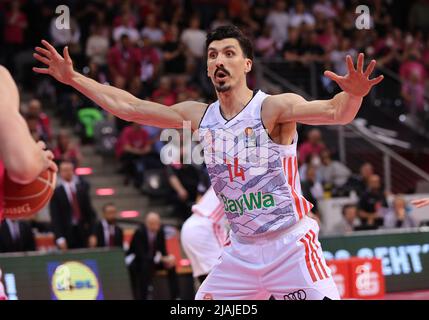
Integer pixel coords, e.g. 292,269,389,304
215,70,229,80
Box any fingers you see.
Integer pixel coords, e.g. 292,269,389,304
63,46,72,63
324,70,343,82
369,75,384,85
364,59,376,77
41,39,62,59
32,67,50,74
35,46,52,58
45,150,54,161
37,140,47,150
357,53,364,73
346,55,355,73
49,161,59,173
33,53,50,66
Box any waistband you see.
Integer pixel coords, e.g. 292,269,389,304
231,215,312,245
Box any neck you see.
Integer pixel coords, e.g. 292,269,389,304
217,86,254,119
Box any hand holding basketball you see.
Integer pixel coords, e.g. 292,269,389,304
3,167,57,219
324,53,384,98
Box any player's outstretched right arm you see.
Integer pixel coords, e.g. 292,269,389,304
33,40,206,129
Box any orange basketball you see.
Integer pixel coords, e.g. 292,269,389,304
3,169,57,219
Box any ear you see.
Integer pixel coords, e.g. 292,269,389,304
244,58,252,74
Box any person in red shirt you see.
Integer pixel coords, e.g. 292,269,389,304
53,130,83,167
298,128,326,165
107,34,142,92
26,98,53,143
116,123,151,188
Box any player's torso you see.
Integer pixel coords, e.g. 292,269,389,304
198,90,313,240
0,160,4,220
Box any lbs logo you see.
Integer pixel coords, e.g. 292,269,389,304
48,260,104,300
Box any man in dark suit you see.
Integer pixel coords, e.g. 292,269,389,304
49,161,96,250
0,219,36,253
126,212,180,300
88,203,123,248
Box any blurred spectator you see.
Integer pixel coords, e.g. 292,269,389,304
3,1,27,72
298,128,326,165
358,174,388,230
140,13,164,48
312,0,339,19
162,24,187,77
319,149,351,197
52,130,83,167
409,0,429,33
383,196,417,229
116,123,151,188
107,34,141,94
85,24,110,67
210,9,231,31
344,162,375,197
181,15,206,62
89,203,124,248
49,161,96,250
140,35,161,94
26,113,47,143
151,76,176,106
94,113,118,156
255,26,277,58
0,219,36,253
112,7,139,43
301,163,324,217
282,27,303,63
180,15,207,89
265,0,290,51
167,138,204,220
289,0,315,29
332,204,361,235
400,49,427,121
127,212,180,300
329,36,358,77
26,98,52,143
317,19,338,53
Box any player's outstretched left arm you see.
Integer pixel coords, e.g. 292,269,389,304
264,53,384,126
411,198,429,208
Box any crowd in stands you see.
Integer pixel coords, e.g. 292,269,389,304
1,0,429,298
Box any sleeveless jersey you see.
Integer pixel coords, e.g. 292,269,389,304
0,160,4,221
198,90,313,240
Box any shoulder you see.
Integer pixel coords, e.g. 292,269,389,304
263,92,307,110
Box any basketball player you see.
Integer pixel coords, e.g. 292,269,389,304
181,187,227,288
0,66,58,300
33,25,383,299
411,198,429,208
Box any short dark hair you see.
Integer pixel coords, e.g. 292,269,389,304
342,204,357,216
102,202,116,212
206,25,254,60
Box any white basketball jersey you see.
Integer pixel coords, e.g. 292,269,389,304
198,90,313,240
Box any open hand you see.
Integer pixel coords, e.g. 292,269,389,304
324,53,384,98
33,40,75,85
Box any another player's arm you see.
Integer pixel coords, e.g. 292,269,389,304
33,41,206,129
264,53,384,126
0,66,56,184
411,198,429,208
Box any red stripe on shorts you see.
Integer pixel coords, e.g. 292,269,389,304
299,237,317,282
309,230,328,278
